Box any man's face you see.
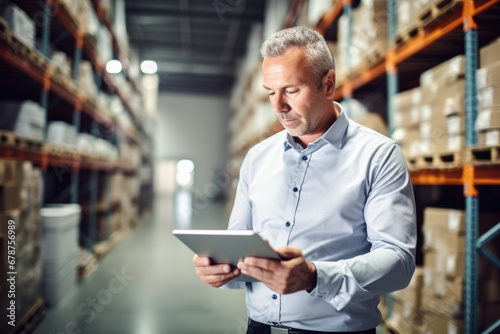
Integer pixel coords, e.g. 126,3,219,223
262,47,327,140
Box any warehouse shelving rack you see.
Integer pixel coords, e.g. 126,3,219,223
293,0,500,332
0,0,144,255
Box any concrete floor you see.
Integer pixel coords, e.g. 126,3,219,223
34,192,247,334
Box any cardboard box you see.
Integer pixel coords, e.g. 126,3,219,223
394,106,420,127
441,80,466,116
420,55,465,86
2,5,36,48
475,107,500,131
392,127,420,145
393,267,423,307
391,297,422,324
423,208,465,234
422,311,463,334
0,183,22,212
424,250,465,277
423,228,465,253
478,83,500,109
424,269,464,302
394,87,421,110
480,37,500,68
422,288,463,319
447,114,465,135
0,210,20,237
477,61,500,89
0,160,24,185
478,129,500,147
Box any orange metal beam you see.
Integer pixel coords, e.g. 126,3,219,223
411,165,500,186
315,1,344,36
410,169,464,185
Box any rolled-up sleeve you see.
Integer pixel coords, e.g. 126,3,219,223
309,143,416,310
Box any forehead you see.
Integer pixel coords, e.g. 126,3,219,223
262,47,314,88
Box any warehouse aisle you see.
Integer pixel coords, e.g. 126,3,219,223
34,193,247,334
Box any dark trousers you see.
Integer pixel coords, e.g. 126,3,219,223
247,318,376,334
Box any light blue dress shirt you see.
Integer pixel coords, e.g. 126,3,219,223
223,103,416,332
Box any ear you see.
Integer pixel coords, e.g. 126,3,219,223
322,70,336,100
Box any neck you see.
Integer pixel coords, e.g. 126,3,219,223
296,102,340,148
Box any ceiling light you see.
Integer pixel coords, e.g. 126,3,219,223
141,60,158,74
106,60,122,74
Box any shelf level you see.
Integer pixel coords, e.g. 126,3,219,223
328,0,500,100
410,166,500,186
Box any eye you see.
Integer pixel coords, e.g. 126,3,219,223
286,90,298,94
268,92,275,96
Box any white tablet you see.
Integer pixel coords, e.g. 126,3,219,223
172,229,281,282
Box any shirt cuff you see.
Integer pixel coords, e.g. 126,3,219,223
308,261,344,310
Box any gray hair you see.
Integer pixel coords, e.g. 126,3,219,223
260,26,335,87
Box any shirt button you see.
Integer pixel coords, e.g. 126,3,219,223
302,156,307,161
285,222,290,227
293,187,298,192
272,294,277,300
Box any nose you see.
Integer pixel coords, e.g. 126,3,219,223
271,92,290,113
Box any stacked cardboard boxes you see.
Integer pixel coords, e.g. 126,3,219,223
0,160,43,333
0,100,46,141
392,87,422,159
417,55,466,156
351,0,387,71
386,267,424,333
337,0,387,76
421,208,500,333
393,56,467,160
477,37,500,147
421,208,466,333
1,5,36,48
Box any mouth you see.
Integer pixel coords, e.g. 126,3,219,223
281,118,299,125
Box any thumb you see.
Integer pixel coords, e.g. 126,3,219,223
274,246,302,260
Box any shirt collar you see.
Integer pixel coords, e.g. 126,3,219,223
283,101,349,152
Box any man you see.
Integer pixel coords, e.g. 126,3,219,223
193,26,416,334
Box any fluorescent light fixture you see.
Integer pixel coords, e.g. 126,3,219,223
141,60,158,74
106,60,122,74
177,159,194,173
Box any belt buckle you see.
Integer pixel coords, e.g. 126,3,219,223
270,325,291,334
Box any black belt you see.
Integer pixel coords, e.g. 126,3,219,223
248,319,376,334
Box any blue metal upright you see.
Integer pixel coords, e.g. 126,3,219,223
40,1,51,58
387,0,398,138
464,17,479,334
70,40,83,204
343,1,353,117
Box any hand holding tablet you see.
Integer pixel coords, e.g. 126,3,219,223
173,229,281,282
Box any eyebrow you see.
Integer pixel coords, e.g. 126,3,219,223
263,84,298,90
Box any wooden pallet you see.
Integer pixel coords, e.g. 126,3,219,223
110,227,131,246
0,17,11,44
46,143,78,160
10,297,45,334
94,240,113,259
0,131,43,153
466,145,500,165
78,253,98,278
419,0,463,28
410,150,465,169
394,0,463,48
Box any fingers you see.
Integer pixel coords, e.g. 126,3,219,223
193,255,240,287
202,270,241,287
274,246,302,260
193,254,211,267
